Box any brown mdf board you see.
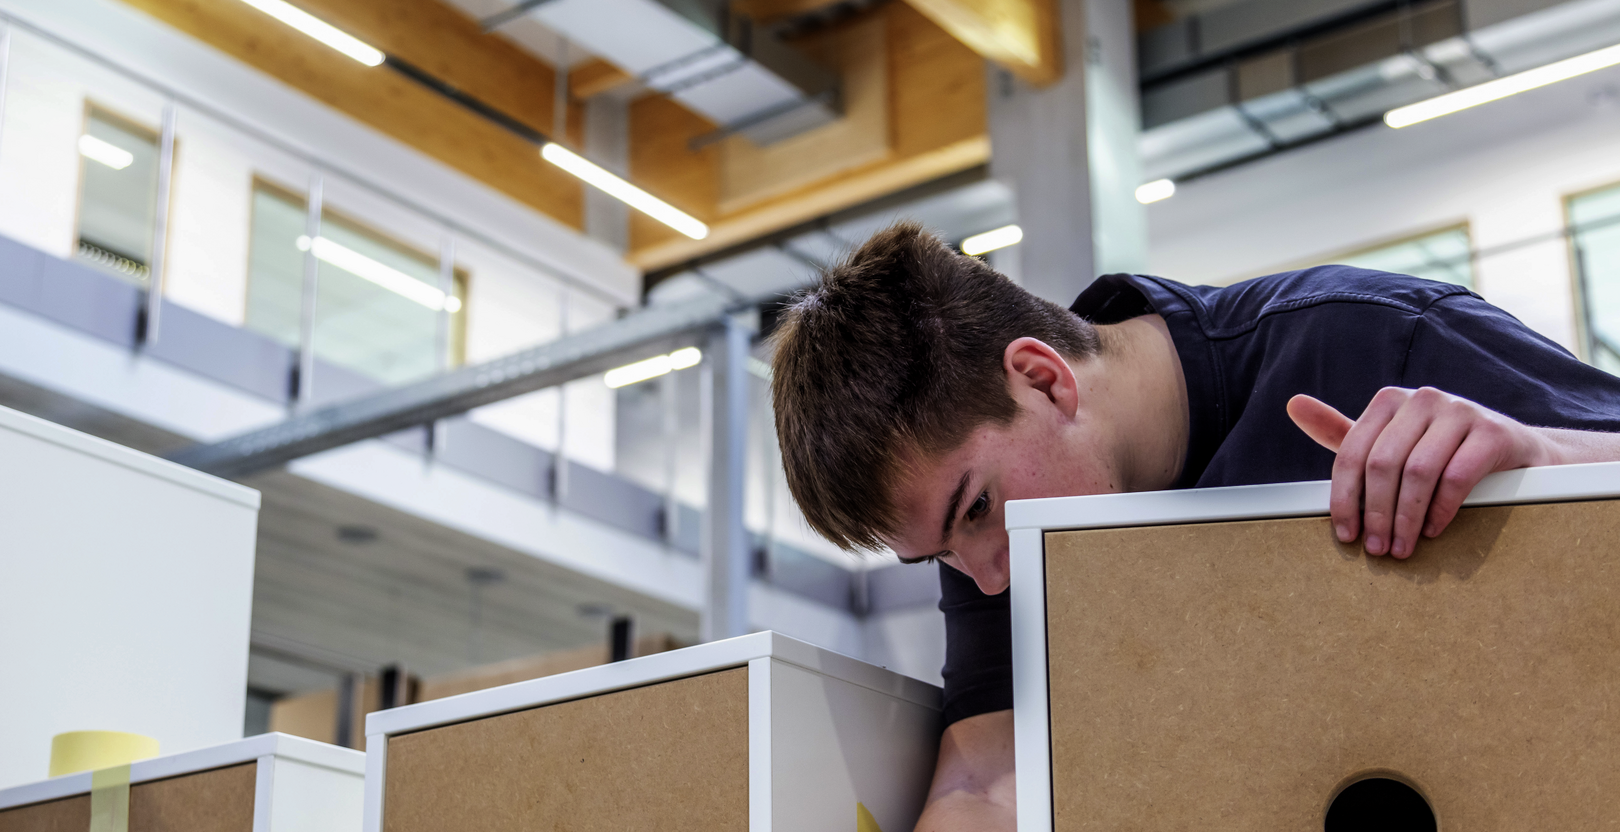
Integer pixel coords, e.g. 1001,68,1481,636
1043,498,1620,830
365,631,943,832
0,763,255,832
383,668,749,832
0,734,365,832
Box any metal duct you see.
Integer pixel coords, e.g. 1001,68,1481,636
526,0,841,145
1138,0,1620,182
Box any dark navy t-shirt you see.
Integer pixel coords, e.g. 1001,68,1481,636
938,266,1620,726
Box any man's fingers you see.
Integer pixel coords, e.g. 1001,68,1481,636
1357,397,1434,556
1287,394,1354,454
1329,390,1406,545
1424,424,1510,538
1389,411,1471,558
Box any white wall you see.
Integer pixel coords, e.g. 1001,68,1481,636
1147,60,1620,353
0,2,622,469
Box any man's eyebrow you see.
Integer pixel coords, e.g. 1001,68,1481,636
940,471,972,545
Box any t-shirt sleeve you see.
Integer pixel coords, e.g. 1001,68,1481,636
1402,294,1620,432
937,562,1013,725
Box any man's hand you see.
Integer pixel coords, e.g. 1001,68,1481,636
1287,387,1564,558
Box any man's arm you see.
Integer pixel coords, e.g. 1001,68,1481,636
913,709,1016,832
1290,387,1620,557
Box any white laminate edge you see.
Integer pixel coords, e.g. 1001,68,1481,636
0,734,362,810
1010,528,1052,832
0,404,260,508
251,754,275,832
365,631,942,738
747,657,773,832
361,734,387,832
1005,461,1620,533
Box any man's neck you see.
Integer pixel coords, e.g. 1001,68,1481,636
1094,314,1190,492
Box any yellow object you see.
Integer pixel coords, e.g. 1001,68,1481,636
89,765,131,832
48,731,159,778
856,801,884,832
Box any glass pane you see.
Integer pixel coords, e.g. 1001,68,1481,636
244,184,466,386
74,107,161,287
1338,226,1474,289
1571,184,1620,375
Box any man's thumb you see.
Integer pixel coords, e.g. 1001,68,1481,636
1287,394,1354,453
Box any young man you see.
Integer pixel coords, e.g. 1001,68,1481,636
769,222,1620,830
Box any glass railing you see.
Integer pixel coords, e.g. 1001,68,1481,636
0,9,866,581
1571,183,1620,376
0,10,619,399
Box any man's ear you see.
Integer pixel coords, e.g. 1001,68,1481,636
1004,337,1080,418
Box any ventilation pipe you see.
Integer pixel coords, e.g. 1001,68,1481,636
526,0,841,146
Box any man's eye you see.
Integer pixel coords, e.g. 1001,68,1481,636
967,492,990,520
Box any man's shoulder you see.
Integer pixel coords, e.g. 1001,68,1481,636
1081,267,1476,339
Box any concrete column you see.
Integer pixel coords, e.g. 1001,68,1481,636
583,95,630,254
700,311,755,642
988,0,1147,305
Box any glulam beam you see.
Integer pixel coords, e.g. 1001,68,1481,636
902,0,1062,86
117,0,587,228
626,3,989,270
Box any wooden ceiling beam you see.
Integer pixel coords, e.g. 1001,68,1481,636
568,59,637,100
117,0,586,228
901,0,1062,86
625,3,989,271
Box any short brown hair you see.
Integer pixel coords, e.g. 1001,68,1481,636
770,221,1101,551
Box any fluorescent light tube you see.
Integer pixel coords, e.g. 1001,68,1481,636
1386,42,1620,128
541,143,709,240
604,347,703,389
297,236,460,312
961,224,1023,256
237,0,385,67
1135,179,1176,204
78,135,134,170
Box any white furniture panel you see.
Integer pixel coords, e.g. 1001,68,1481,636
1006,461,1620,832
0,733,364,832
0,404,260,789
364,631,942,832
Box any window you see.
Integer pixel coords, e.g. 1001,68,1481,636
1338,225,1475,289
1570,182,1620,375
74,105,163,286
245,180,467,386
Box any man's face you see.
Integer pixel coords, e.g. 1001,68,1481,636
882,380,1121,594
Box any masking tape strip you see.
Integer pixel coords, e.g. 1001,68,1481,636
89,765,131,832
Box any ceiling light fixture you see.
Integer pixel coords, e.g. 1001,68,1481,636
296,236,461,312
237,0,384,67
78,135,134,170
961,224,1024,256
541,143,709,240
1386,42,1620,128
604,347,703,389
1135,178,1176,204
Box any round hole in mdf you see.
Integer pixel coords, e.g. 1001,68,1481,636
1324,775,1436,832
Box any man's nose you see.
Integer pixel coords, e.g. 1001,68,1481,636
965,552,1010,595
